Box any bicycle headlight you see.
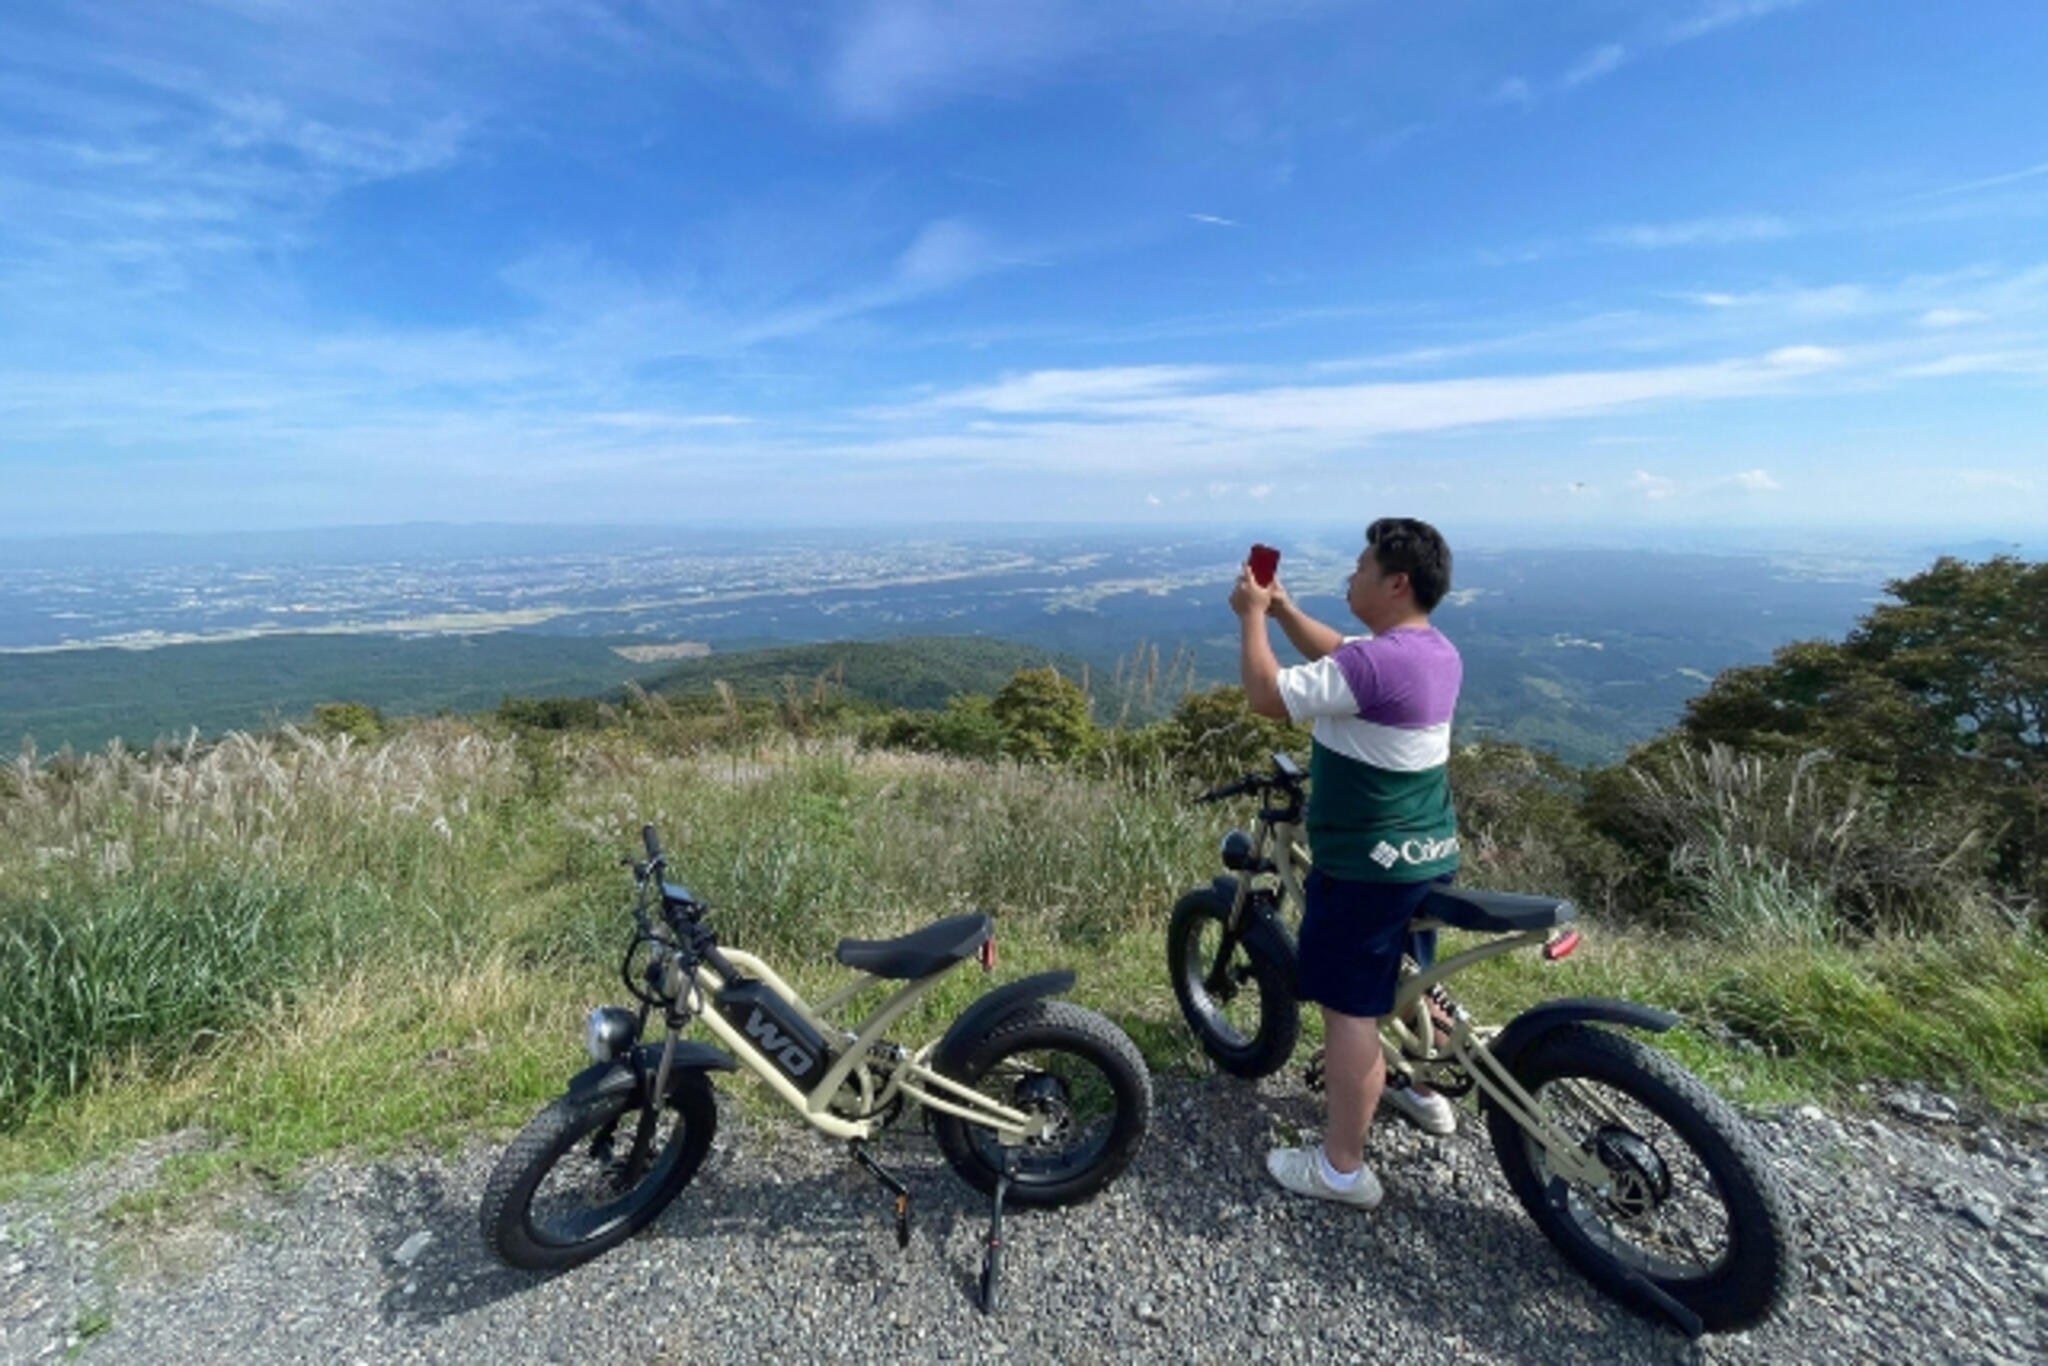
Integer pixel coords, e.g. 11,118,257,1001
584,1006,640,1063
1220,829,1255,871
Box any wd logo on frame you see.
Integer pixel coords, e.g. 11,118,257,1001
1371,835,1459,869
744,1007,817,1078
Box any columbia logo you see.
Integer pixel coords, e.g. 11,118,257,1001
1370,841,1400,869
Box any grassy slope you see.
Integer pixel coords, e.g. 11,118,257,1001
3,729,2042,1208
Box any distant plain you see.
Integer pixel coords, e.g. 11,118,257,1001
1,523,2027,763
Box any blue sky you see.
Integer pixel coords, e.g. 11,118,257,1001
2,1,2045,537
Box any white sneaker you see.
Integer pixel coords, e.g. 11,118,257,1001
1381,1085,1457,1136
1265,1145,1384,1208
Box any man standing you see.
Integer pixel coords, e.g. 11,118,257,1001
1228,518,1462,1208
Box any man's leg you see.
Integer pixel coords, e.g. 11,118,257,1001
1321,1006,1384,1175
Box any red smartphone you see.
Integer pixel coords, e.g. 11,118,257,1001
1249,543,1280,587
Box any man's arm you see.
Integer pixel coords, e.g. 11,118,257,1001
1230,565,1291,720
1239,612,1289,719
1269,585,1345,662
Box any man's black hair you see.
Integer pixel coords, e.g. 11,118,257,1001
1366,517,1453,613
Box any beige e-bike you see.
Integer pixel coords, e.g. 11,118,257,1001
1167,755,1797,1336
482,825,1151,1311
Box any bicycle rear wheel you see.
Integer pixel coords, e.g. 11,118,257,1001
1486,1025,1797,1332
933,1001,1151,1208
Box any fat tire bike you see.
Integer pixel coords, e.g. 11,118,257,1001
482,824,1152,1313
1167,754,1798,1336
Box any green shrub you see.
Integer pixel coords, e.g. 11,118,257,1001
991,668,1098,763
1584,740,1992,939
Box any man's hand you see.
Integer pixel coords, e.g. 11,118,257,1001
1230,563,1276,618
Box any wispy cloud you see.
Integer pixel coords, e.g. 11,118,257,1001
1594,215,1794,249
1630,467,1780,500
1553,0,1811,93
1187,213,1238,227
1959,471,2036,491
1899,350,2048,378
1563,44,1628,88
868,346,1862,476
1665,0,1813,44
824,0,1097,122
1901,160,2048,204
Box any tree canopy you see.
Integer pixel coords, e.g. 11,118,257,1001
1682,555,2046,902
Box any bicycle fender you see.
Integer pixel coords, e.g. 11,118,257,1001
1487,997,1680,1073
1204,876,1300,992
932,970,1077,1076
1237,899,1298,993
564,1040,736,1103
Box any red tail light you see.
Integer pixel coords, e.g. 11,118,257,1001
979,936,998,972
1542,930,1580,962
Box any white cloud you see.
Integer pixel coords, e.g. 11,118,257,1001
1563,43,1628,87
1666,0,1812,44
1899,350,2048,378
1247,483,1272,499
1187,213,1238,227
1722,468,1781,493
908,364,1230,414
1145,492,1163,506
1765,345,1844,368
893,218,996,288
867,347,1868,480
823,1,1094,122
1903,160,2048,203
741,217,1011,342
1552,0,1809,97
1959,471,2035,491
1630,471,1679,500
1596,215,1792,249
1919,308,1987,329
1490,77,1534,107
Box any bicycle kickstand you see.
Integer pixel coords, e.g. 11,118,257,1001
978,1146,1018,1315
848,1140,912,1250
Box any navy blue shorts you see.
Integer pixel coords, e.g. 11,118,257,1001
1295,868,1454,1019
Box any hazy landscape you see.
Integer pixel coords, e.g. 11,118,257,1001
8,522,2022,764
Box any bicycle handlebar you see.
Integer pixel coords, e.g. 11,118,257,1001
642,824,664,863
1194,755,1306,806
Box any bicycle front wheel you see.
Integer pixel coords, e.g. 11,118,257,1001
480,1072,716,1272
1167,885,1299,1078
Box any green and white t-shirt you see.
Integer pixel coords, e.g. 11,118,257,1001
1275,626,1462,883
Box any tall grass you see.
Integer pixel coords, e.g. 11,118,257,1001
2,718,2042,1193
1592,742,2005,938
0,724,518,1125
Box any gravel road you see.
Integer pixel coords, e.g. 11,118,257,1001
4,1068,2044,1365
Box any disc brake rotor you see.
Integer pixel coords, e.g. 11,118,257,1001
1013,1072,1073,1146
1588,1124,1672,1219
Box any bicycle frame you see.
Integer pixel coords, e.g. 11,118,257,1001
1226,805,1613,1191
654,945,1052,1147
